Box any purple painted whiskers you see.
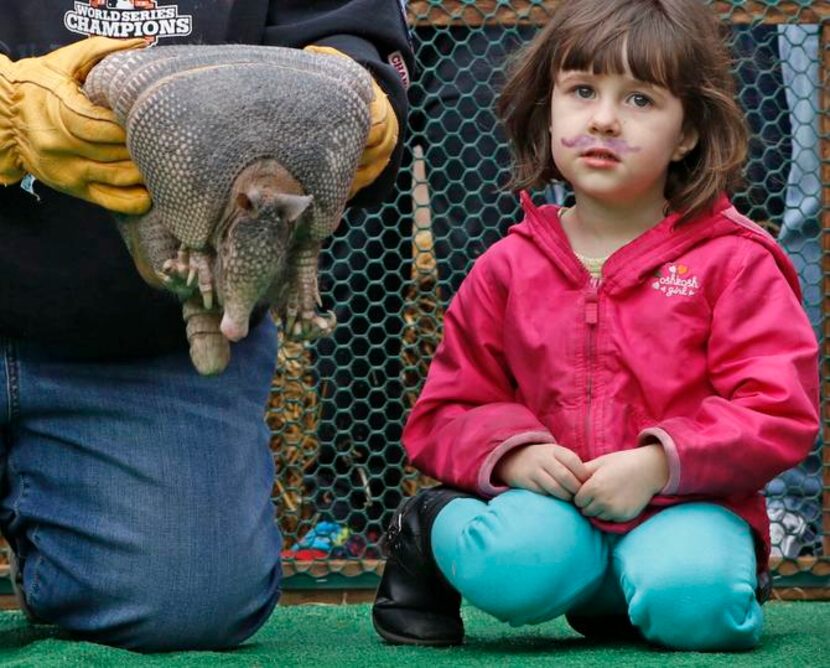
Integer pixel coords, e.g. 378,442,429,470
561,135,641,153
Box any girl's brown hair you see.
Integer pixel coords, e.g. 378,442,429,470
497,0,747,223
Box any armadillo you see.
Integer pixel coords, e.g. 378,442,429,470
84,45,372,374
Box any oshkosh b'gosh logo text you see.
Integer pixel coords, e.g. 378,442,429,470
65,1,192,43
652,264,700,298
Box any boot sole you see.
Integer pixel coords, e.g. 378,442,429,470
372,612,463,647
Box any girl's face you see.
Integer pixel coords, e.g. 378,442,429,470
550,68,698,209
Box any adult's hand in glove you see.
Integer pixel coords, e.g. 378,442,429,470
303,45,399,198
0,37,151,214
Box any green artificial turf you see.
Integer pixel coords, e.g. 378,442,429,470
0,602,827,667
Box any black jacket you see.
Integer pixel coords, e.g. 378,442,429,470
0,0,413,358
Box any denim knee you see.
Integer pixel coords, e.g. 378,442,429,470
26,544,282,652
25,536,282,652
626,572,764,650
28,542,282,652
439,491,606,625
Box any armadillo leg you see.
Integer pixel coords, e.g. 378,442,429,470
283,244,336,340
162,245,216,309
188,250,215,310
161,248,191,292
115,210,194,299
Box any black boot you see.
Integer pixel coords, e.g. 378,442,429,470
372,486,472,646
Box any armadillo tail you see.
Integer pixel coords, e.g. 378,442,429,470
183,301,231,376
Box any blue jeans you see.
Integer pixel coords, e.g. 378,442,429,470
0,317,282,651
432,490,763,651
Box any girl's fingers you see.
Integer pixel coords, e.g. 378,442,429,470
548,461,583,495
553,446,590,482
535,471,572,501
516,479,543,496
573,484,589,508
580,499,603,517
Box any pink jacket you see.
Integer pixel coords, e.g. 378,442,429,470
404,192,819,569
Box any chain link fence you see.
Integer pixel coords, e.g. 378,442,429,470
271,0,830,598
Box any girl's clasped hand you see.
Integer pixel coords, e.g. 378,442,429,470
495,442,669,522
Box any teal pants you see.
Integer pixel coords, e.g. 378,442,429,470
432,490,764,651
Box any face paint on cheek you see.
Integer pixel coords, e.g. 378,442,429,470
604,137,641,154
561,135,641,153
561,135,597,149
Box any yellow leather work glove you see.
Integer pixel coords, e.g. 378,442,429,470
303,45,399,197
0,37,151,214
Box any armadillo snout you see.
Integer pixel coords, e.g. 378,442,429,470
220,313,249,342
216,215,292,340
215,189,311,341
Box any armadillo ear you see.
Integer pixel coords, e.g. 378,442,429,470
236,192,255,211
275,193,313,222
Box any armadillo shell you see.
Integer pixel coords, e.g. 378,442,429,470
84,46,372,248
85,45,372,125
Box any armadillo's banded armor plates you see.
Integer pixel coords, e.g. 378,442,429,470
85,45,373,248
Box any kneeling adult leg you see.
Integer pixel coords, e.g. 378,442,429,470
0,320,283,651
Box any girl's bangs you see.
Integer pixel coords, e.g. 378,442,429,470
553,14,684,94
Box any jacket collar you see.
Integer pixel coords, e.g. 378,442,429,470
512,191,745,294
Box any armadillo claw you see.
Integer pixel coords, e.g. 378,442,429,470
282,304,299,338
161,250,195,298
307,309,336,338
161,247,217,309
188,250,216,311
283,307,336,341
159,264,196,300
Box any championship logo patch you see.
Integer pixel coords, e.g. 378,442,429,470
64,1,192,44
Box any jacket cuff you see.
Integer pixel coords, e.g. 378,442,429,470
638,427,680,494
477,431,557,498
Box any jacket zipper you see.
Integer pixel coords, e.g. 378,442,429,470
584,278,600,454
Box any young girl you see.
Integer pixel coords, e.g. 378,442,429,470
372,0,819,652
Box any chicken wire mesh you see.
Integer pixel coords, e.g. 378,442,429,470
271,0,830,597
